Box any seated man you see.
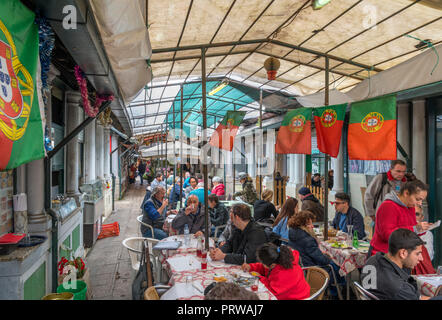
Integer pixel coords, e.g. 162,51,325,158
298,187,324,222
361,228,442,300
331,192,366,240
210,203,267,265
172,195,208,236
142,186,170,240
208,194,229,237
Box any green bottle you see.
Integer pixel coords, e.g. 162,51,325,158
353,230,359,248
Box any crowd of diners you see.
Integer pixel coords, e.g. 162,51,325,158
138,165,441,300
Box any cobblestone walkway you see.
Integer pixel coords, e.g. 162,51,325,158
86,182,145,300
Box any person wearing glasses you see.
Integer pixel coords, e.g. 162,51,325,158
331,192,366,240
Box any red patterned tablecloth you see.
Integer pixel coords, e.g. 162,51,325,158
413,274,442,297
158,236,276,300
319,239,368,277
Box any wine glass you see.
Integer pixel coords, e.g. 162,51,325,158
346,225,353,247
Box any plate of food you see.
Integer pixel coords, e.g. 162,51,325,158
330,241,352,249
213,274,228,282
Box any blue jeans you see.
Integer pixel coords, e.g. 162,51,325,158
139,172,145,185
142,228,168,240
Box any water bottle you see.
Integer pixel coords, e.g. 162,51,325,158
184,224,190,246
353,230,359,248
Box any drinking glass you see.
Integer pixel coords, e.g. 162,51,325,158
437,266,442,275
346,225,353,247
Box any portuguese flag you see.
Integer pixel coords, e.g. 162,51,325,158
313,104,346,158
348,95,396,160
275,108,312,154
0,0,45,170
209,110,246,151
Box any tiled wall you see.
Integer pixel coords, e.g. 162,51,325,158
0,170,13,237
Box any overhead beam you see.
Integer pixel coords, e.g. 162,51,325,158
151,38,381,72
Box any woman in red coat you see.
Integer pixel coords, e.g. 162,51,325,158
369,180,435,274
241,243,310,300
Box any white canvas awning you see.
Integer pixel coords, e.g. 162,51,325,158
140,141,200,159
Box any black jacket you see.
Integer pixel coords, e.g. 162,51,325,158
361,252,420,300
220,220,267,265
253,200,278,222
301,195,324,222
209,202,229,227
332,206,366,240
288,227,331,267
138,162,146,174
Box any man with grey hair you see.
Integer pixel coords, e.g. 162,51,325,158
211,176,225,198
141,186,170,240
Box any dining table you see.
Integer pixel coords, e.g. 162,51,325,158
413,274,442,297
157,235,277,300
318,233,369,300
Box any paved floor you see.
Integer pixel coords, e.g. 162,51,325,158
86,182,146,300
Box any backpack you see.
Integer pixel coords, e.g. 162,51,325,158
372,172,388,210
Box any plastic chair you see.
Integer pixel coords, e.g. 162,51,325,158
137,215,154,237
122,237,162,283
435,285,442,296
353,281,380,300
143,285,172,300
319,264,344,300
302,266,330,300
213,224,227,241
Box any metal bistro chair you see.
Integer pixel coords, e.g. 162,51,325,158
353,281,380,300
137,215,155,238
122,237,164,285
302,266,330,300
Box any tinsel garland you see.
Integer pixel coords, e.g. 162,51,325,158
35,12,55,151
74,65,114,117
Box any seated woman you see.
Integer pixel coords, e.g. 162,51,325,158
208,194,229,237
168,177,185,210
272,197,298,241
211,176,225,197
253,190,279,223
287,210,344,295
241,243,310,300
172,195,209,236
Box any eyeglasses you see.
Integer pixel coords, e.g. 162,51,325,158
331,201,346,205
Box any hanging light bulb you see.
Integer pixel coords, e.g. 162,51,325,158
264,57,280,80
312,0,331,10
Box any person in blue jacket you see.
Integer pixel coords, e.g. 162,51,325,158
272,197,298,242
141,186,171,240
187,182,211,205
169,177,185,209
331,192,366,240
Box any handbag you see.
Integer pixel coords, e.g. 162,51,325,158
132,240,154,300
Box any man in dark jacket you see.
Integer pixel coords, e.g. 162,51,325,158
142,186,169,240
361,228,441,300
210,203,267,265
298,187,324,222
172,195,208,236
332,192,366,240
138,160,146,185
208,194,229,237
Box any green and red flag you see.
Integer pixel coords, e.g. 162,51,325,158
348,95,397,160
0,0,45,170
209,110,246,151
313,104,346,158
275,108,312,154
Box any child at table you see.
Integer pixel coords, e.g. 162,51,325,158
241,243,310,300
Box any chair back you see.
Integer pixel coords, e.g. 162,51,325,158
122,237,159,271
353,281,380,300
137,215,154,236
144,286,160,300
303,266,329,300
435,285,442,297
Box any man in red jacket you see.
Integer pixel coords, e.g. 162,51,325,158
369,180,434,274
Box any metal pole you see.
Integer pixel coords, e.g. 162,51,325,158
201,48,209,250
173,102,176,198
324,57,330,241
259,88,263,200
233,104,236,195
180,85,184,209
165,126,168,192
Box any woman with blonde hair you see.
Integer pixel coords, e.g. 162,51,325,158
253,189,278,223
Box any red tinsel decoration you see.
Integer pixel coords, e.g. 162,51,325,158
74,65,114,117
